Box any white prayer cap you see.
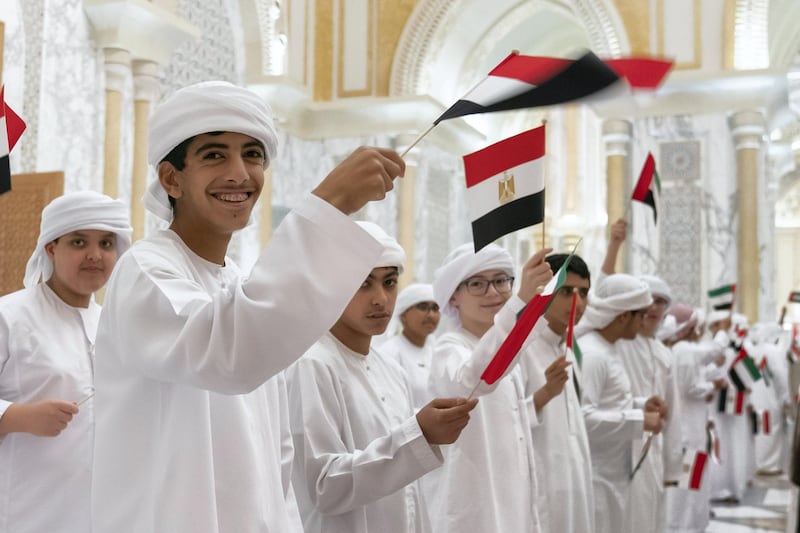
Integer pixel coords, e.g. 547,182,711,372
575,273,652,336
24,191,132,288
395,283,435,316
145,81,278,222
433,242,514,318
639,274,672,305
355,221,405,273
731,313,749,330
694,307,706,326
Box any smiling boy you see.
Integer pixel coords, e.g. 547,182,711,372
91,81,406,533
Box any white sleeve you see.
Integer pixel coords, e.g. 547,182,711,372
581,353,644,443
429,295,531,398
286,356,442,516
276,373,303,530
102,194,382,394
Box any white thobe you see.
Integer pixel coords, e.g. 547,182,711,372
91,194,383,533
579,330,646,533
286,333,441,533
378,334,434,410
429,295,541,533
750,343,790,472
617,335,683,533
0,283,97,533
520,318,594,533
665,339,724,533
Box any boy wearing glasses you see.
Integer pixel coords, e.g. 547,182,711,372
519,253,595,533
379,283,441,410
428,243,553,533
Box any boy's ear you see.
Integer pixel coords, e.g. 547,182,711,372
158,161,184,200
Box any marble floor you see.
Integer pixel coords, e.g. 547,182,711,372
707,473,797,532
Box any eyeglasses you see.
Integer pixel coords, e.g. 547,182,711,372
459,276,515,296
413,302,440,313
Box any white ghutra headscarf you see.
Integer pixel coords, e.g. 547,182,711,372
24,191,132,288
144,81,279,222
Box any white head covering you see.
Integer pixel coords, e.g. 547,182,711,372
432,242,514,319
706,309,730,326
144,81,279,222
749,322,785,345
355,221,405,273
575,273,652,336
24,191,132,288
386,283,436,336
639,274,672,305
660,303,697,342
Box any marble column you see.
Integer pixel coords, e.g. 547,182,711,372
131,60,159,241
259,166,273,246
729,110,765,321
602,119,633,273
102,47,130,199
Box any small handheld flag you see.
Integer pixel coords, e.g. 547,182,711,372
631,152,661,224
0,86,27,195
677,449,709,490
717,387,746,415
478,244,580,387
708,284,736,311
728,349,761,392
463,125,546,251
566,291,582,368
789,291,800,303
750,410,771,435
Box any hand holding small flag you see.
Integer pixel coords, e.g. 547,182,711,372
516,247,554,303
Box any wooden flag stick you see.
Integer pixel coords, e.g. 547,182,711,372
399,123,437,158
466,381,481,401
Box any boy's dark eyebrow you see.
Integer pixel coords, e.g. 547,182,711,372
193,140,264,155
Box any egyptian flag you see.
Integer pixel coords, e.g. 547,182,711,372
631,152,661,224
750,410,771,435
717,386,746,415
435,51,622,124
0,86,27,195
677,449,709,490
566,291,583,368
728,349,761,392
708,284,736,311
604,57,674,89
463,125,545,251
479,254,572,385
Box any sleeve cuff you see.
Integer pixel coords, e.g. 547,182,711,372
403,416,444,471
622,409,645,439
0,400,11,419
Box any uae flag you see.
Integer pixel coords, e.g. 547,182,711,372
631,152,661,223
708,284,736,311
480,254,573,385
463,125,545,251
677,449,709,491
750,410,771,435
566,290,583,368
435,51,621,124
789,291,800,303
717,387,746,415
728,349,761,392
0,86,27,195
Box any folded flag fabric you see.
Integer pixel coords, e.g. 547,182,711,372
708,284,736,311
603,57,674,89
750,410,771,435
463,125,545,251
677,449,709,490
788,291,800,303
566,291,582,368
728,349,761,392
435,50,621,124
717,386,746,415
631,152,661,223
0,86,27,195
479,254,573,385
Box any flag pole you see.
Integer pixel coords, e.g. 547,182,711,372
399,123,437,158
541,117,548,250
466,381,481,401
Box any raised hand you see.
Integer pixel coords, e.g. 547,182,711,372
312,146,405,215
517,247,554,303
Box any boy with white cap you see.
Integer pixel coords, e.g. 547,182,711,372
92,81,406,533
575,273,665,533
0,191,131,533
428,243,553,533
286,222,476,533
378,282,440,410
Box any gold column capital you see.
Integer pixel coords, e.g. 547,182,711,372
102,47,131,93
602,119,633,156
132,60,160,103
729,110,766,149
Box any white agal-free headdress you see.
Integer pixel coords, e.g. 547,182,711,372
24,191,132,288
575,273,652,336
355,221,405,273
144,81,279,222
